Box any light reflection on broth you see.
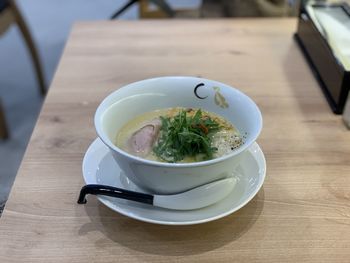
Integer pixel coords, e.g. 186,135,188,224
115,107,242,163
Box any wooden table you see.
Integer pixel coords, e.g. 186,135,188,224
1,19,350,263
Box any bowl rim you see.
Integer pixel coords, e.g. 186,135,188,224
94,76,263,168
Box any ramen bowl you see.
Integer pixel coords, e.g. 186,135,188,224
95,76,262,194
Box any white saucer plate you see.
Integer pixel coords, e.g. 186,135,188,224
82,138,266,225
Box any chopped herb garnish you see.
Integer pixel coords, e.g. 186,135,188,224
153,109,221,162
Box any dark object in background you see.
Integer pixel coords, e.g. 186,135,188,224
295,2,350,114
0,0,9,12
201,0,298,17
0,99,9,139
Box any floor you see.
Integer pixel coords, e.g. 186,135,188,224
0,0,201,214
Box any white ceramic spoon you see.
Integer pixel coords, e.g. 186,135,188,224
78,177,237,210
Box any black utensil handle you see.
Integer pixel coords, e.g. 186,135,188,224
77,184,154,205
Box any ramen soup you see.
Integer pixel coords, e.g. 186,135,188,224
115,107,243,163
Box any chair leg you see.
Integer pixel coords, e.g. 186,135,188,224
9,1,46,95
111,0,139,19
0,100,9,140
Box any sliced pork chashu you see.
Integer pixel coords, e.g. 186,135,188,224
127,119,161,156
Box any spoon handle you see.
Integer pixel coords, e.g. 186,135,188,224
77,184,154,205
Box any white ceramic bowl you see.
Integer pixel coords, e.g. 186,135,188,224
95,76,262,194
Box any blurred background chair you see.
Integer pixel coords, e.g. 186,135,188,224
111,0,201,19
0,0,46,139
110,0,298,19
111,0,175,19
0,0,46,95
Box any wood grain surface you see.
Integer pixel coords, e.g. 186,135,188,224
0,19,349,263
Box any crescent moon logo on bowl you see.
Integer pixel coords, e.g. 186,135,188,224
194,83,208,99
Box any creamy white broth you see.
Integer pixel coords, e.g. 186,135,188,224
115,107,242,163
